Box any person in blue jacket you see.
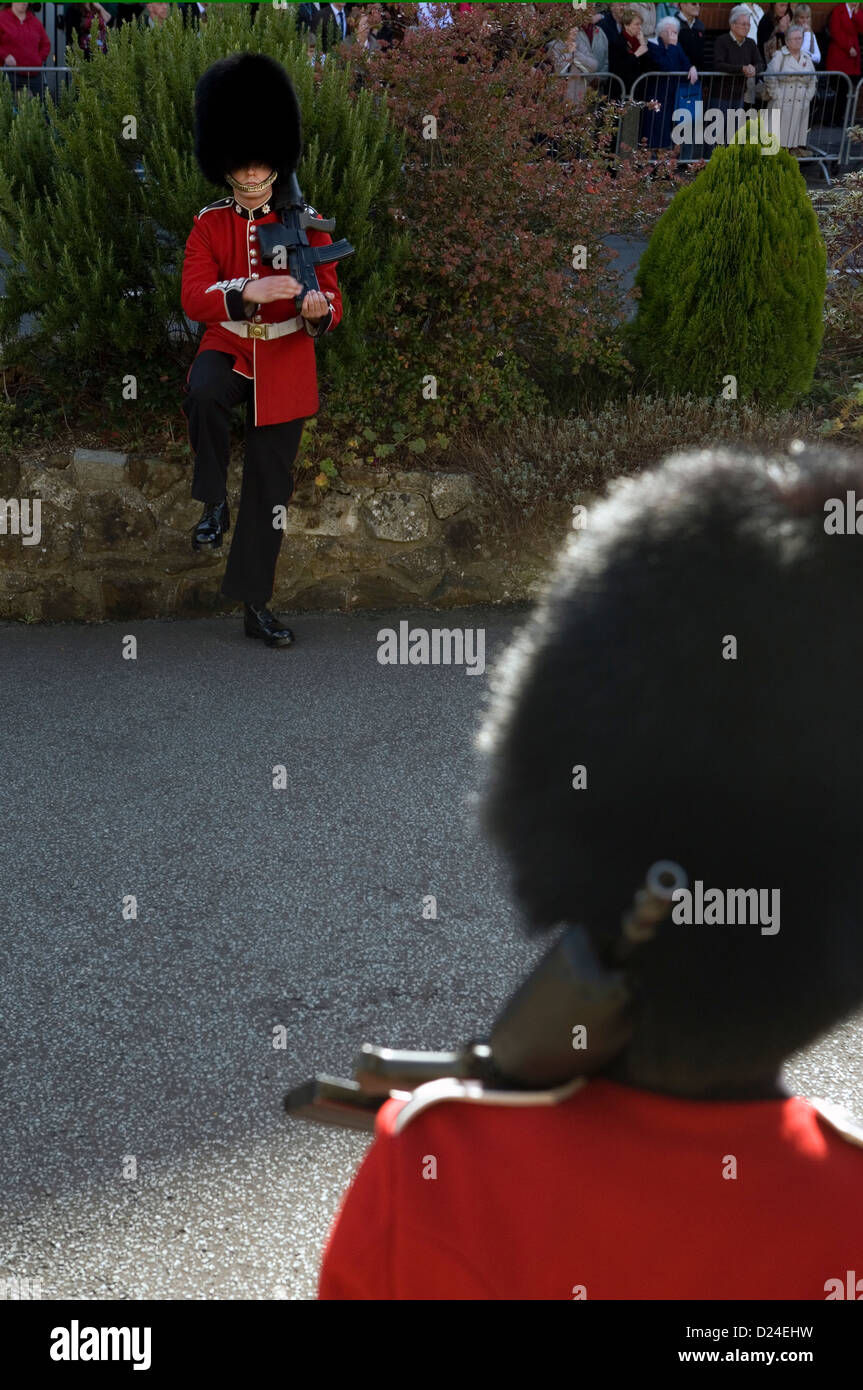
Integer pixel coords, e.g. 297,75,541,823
641,12,700,152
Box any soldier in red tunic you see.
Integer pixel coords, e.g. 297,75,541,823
181,53,343,647
316,444,863,1299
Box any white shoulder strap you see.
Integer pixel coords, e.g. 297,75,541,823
808,1096,863,1151
393,1076,586,1135
197,198,232,217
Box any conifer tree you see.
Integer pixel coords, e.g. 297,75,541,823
628,136,827,408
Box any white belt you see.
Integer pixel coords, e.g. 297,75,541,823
220,317,304,341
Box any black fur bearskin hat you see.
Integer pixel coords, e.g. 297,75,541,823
479,445,863,1092
193,52,302,190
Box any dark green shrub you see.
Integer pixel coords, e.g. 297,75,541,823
628,138,827,409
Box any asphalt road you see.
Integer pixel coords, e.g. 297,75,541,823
1,607,861,1301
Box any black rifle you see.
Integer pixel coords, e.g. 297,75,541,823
284,862,687,1131
284,923,634,1131
256,172,355,313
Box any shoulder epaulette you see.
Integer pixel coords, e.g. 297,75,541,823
809,1096,863,1151
391,1076,586,1135
196,197,233,217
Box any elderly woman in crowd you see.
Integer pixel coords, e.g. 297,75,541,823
607,3,661,158
792,4,821,64
630,2,656,37
641,13,699,153
609,6,656,92
548,6,609,106
765,21,817,153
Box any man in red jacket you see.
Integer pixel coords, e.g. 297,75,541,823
0,2,51,98
319,444,863,1299
825,0,863,75
181,53,342,647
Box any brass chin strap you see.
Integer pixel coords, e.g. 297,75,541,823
620,861,688,950
226,170,278,195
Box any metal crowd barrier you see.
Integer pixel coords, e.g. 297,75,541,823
843,77,863,167
3,64,861,180
0,66,73,105
564,70,627,105
607,69,855,184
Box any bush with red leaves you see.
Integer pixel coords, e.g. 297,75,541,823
344,3,666,435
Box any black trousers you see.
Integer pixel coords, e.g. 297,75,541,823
182,350,305,607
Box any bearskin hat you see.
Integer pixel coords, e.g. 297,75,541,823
480,444,863,1092
193,52,302,190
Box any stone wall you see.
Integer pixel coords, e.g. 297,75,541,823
0,448,560,621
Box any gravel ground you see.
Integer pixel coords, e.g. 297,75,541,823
0,607,860,1301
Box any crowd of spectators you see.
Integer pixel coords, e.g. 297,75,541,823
1,3,860,69
2,2,862,158
548,3,863,156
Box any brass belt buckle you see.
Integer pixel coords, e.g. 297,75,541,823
248,323,266,339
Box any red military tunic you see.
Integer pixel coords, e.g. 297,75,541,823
181,194,343,427
318,1076,863,1299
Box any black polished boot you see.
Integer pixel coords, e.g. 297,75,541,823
192,499,230,551
243,603,295,648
